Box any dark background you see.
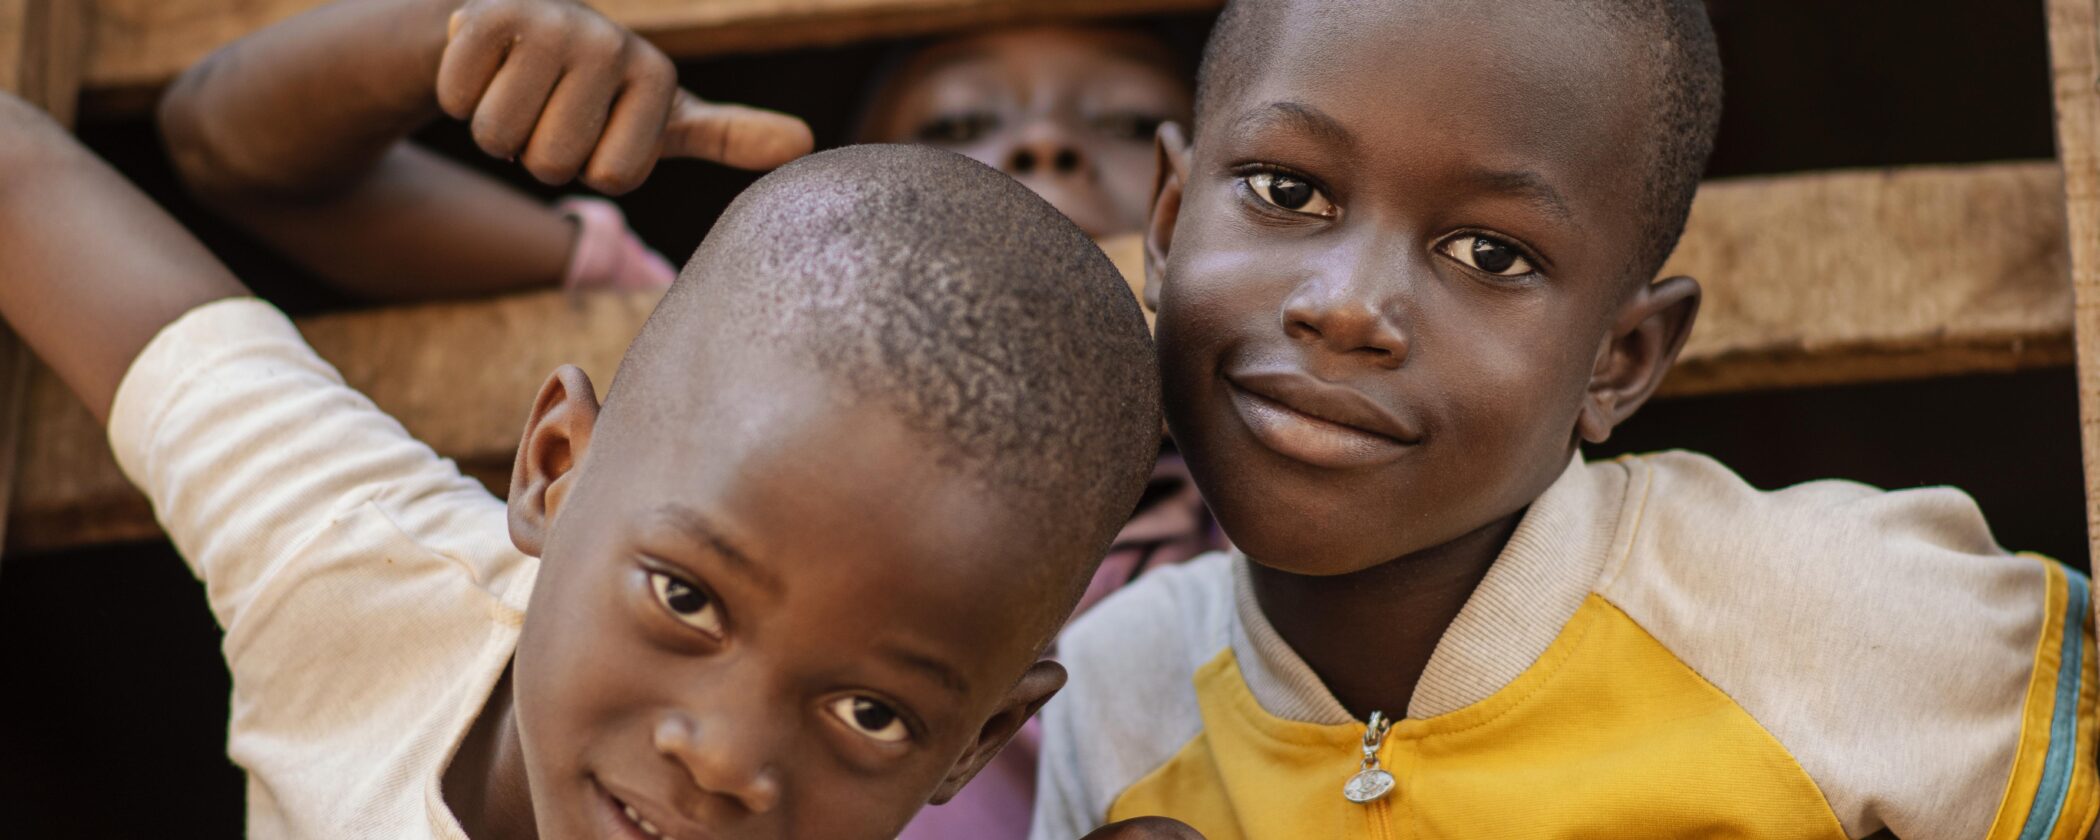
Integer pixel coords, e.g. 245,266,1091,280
1,1,2080,834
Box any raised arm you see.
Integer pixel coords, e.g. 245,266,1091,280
158,0,812,301
0,93,246,423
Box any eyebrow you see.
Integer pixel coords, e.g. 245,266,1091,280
1464,167,1576,223
657,505,783,596
1230,100,1359,155
884,644,970,698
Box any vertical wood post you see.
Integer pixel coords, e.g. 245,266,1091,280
0,0,86,554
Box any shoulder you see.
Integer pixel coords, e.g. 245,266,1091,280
1035,553,1235,838
1599,450,2076,838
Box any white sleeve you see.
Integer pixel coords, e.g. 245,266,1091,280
106,298,501,631
1029,683,1106,840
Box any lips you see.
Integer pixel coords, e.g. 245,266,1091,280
1224,368,1420,470
594,778,713,840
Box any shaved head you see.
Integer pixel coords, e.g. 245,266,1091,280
601,144,1161,626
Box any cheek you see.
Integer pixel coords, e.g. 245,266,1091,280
1415,296,1597,480
515,559,650,757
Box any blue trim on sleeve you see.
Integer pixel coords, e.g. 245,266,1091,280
2019,565,2090,840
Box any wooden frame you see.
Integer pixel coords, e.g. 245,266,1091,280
82,0,1223,111
2048,0,2100,564
9,159,2078,551
0,0,2093,553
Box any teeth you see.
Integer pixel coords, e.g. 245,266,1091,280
619,802,663,838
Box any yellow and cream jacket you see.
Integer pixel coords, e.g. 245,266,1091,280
1030,452,2096,840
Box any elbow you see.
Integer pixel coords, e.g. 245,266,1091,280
156,57,267,207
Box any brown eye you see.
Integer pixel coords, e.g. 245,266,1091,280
1245,171,1336,218
1438,234,1536,277
827,696,910,743
915,112,998,145
649,572,724,638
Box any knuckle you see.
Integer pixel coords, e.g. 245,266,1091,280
472,119,522,158
583,166,638,196
630,50,676,89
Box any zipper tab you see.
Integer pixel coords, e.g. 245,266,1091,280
1342,710,1396,804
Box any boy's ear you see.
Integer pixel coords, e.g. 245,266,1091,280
1577,276,1700,445
928,660,1066,804
508,365,601,557
1142,121,1192,314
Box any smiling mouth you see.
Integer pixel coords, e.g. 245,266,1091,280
594,778,693,840
1224,377,1416,470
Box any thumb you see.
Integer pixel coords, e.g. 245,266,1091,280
660,90,814,170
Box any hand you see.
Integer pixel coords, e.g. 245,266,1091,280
1079,817,1208,840
435,0,814,193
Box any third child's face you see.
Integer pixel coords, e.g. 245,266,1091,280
861,26,1193,237
1157,1,1655,574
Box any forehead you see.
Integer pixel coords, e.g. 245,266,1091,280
888,26,1186,92
1210,0,1652,211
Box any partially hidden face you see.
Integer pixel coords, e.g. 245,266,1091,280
513,358,1059,840
860,25,1193,237
1155,1,1660,574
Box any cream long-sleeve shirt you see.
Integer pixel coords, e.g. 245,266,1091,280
110,298,538,838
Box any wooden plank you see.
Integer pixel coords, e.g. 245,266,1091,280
0,0,87,556
2045,0,2100,563
8,162,2078,551
1659,161,2074,396
81,0,1223,109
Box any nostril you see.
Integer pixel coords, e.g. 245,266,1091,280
1052,148,1081,173
1009,149,1038,174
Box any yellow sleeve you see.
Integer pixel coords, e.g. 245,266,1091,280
1985,559,2099,840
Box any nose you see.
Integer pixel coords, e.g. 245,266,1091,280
998,120,1091,180
653,712,783,815
1281,272,1411,369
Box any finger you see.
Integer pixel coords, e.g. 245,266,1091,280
470,47,564,161
659,91,815,171
520,60,623,185
579,57,679,194
435,10,513,120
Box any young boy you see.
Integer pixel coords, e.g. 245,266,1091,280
1035,1,2099,838
0,89,1177,838
162,8,1217,836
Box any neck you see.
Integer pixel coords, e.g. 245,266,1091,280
443,664,538,840
1249,511,1522,721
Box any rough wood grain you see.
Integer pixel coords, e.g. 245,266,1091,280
1,0,86,555
9,161,2079,551
2045,0,2100,563
82,0,1223,108
1659,161,2074,396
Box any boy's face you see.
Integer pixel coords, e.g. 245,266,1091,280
1153,1,1676,574
861,26,1193,237
507,359,1063,840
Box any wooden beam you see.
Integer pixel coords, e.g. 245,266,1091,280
1659,161,2073,396
1,0,87,556
81,0,1223,110
2045,0,2100,563
7,161,2077,551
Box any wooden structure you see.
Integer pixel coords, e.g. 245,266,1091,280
0,0,2096,559
2049,0,2100,568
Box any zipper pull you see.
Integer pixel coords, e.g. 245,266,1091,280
1343,710,1396,804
